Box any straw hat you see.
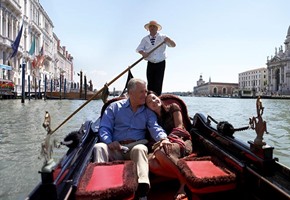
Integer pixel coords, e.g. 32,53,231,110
144,20,162,31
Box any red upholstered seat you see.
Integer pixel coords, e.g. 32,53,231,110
178,156,236,196
76,161,138,200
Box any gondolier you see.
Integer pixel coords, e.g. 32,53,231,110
136,20,176,95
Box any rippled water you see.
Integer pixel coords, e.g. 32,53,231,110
182,97,290,163
0,97,289,200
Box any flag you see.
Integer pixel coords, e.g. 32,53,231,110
10,23,23,58
29,36,36,55
32,55,44,68
120,70,134,96
37,54,45,67
32,43,46,68
39,44,44,56
37,44,45,67
32,58,37,68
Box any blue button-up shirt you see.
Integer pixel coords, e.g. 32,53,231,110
99,99,167,144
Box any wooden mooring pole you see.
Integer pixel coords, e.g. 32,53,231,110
21,61,26,103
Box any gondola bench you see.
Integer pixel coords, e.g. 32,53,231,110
177,156,237,200
75,161,138,200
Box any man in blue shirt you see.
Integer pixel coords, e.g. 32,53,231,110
93,78,168,200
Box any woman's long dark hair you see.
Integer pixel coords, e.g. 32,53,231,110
147,91,174,132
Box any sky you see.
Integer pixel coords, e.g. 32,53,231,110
39,0,290,92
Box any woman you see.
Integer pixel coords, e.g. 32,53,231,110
146,91,192,200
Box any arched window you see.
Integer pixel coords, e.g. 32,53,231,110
222,88,227,95
213,87,218,95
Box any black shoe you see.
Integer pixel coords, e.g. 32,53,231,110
136,183,150,198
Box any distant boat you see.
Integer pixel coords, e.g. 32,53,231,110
46,91,102,100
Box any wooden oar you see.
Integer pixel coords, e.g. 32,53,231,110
51,41,166,135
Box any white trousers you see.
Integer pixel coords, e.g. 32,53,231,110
93,142,150,185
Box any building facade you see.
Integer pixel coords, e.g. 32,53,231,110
193,75,238,97
266,26,290,95
238,67,268,96
0,0,73,96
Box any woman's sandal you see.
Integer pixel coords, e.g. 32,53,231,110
174,192,188,200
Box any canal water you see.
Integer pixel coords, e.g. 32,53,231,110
0,97,289,200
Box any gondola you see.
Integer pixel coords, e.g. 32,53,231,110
25,94,290,200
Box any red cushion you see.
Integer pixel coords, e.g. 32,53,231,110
76,161,138,200
86,164,124,191
186,160,228,178
178,156,236,194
